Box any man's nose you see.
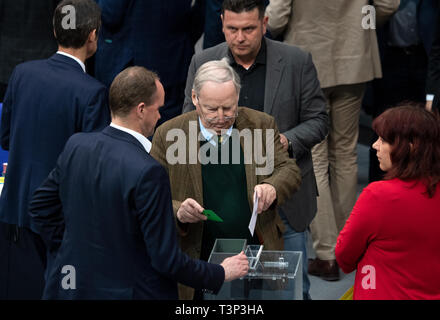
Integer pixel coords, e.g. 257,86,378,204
217,108,225,121
236,30,245,42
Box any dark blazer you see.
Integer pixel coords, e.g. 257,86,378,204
203,0,225,49
94,0,205,88
0,53,110,233
418,0,439,54
182,38,328,232
375,0,439,58
0,0,59,86
29,127,224,299
427,8,440,111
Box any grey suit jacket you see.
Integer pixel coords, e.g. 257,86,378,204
183,37,328,231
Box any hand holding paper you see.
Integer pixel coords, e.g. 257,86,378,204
176,198,207,223
249,184,277,237
253,184,277,214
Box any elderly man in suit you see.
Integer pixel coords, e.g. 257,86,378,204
182,0,328,299
29,66,249,300
266,0,400,281
0,0,110,299
152,58,301,299
94,0,205,125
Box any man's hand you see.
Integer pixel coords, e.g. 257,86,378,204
426,100,433,112
279,133,289,152
176,198,207,223
221,251,249,282
254,184,277,214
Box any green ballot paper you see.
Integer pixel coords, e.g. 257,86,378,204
203,209,223,222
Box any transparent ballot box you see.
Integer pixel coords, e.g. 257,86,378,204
204,239,303,300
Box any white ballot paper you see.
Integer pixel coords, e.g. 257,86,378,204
248,192,258,236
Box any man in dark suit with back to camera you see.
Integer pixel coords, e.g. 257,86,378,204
29,66,249,300
0,0,110,299
94,0,205,125
182,0,328,300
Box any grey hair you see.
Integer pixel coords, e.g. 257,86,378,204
192,58,241,97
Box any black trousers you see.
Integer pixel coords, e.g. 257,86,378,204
369,44,428,182
0,222,46,299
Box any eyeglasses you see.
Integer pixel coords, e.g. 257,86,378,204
196,97,238,124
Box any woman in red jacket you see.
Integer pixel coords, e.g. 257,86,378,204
335,105,440,300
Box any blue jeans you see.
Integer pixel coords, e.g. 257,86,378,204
278,208,311,300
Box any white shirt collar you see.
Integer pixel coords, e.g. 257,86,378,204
198,118,233,147
56,51,86,73
110,123,152,153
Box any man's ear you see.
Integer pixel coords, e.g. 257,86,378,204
192,90,198,108
136,102,146,118
262,16,268,34
88,29,97,42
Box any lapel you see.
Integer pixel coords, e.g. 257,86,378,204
234,108,258,209
264,38,284,115
183,112,204,204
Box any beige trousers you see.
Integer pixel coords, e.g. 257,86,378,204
310,83,366,261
